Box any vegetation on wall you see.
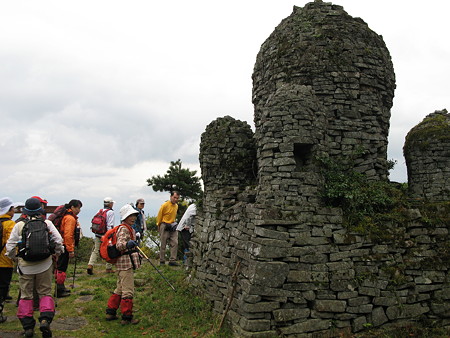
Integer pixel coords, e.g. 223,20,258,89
318,154,406,236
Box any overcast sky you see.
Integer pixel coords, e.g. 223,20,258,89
1,1,448,235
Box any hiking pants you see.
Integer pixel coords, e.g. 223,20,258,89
159,225,178,263
113,268,134,299
88,236,112,270
17,265,55,329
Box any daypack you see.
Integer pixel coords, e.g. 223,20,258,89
17,218,56,261
100,224,135,264
91,209,109,235
47,205,68,231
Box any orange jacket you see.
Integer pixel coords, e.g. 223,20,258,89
60,211,78,253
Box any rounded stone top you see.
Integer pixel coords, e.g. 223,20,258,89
404,109,450,155
252,1,395,120
200,116,256,188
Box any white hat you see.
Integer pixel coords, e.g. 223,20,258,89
120,204,139,221
104,197,115,203
0,197,21,215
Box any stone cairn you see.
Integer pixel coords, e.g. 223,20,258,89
191,2,449,336
404,109,450,201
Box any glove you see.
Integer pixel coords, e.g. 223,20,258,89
126,240,138,249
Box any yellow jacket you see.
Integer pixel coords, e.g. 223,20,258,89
156,200,178,227
0,214,14,268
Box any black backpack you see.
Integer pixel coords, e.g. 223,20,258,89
17,218,56,261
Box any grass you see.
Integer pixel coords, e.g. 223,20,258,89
0,258,232,337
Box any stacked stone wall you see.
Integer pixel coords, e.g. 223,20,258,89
404,109,450,201
191,1,449,336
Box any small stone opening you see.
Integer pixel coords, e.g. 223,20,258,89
294,143,313,170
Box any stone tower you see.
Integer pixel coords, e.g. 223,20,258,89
252,2,395,207
404,109,450,201
193,2,448,336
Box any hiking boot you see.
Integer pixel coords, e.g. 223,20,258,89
87,265,93,275
120,318,140,325
56,290,70,298
0,314,7,323
168,261,179,266
39,319,52,338
23,328,34,337
106,314,118,321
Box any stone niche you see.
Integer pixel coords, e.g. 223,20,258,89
191,1,449,337
404,109,450,201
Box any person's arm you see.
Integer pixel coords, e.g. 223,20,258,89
5,222,21,259
62,215,76,255
156,204,164,227
116,226,130,251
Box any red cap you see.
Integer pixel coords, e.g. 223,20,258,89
31,196,48,205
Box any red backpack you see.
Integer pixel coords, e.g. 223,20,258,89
100,224,134,264
91,209,109,235
47,205,67,231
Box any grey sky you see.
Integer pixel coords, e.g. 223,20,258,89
1,0,448,235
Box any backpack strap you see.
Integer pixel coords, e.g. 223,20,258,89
117,224,137,269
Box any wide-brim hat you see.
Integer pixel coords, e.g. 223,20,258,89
0,197,21,215
104,197,115,203
23,197,43,216
120,204,139,221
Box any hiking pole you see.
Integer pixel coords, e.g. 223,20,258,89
148,235,160,249
136,246,176,292
71,252,77,289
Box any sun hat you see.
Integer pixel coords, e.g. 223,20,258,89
120,204,139,221
0,197,21,215
104,197,115,203
23,197,43,216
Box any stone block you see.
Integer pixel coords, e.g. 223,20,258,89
371,306,388,327
239,318,271,332
314,300,346,312
273,308,310,322
279,319,330,334
248,261,290,288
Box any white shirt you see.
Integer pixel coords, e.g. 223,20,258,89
6,217,63,275
176,204,196,233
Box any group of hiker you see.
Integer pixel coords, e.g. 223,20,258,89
0,191,196,337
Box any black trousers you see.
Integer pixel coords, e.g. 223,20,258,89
180,229,191,251
57,247,69,273
0,267,13,300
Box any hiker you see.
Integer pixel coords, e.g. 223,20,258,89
5,197,63,338
132,198,146,244
55,199,82,298
0,197,21,324
87,197,116,275
15,196,48,223
15,196,48,310
176,203,196,264
105,204,140,325
156,191,180,266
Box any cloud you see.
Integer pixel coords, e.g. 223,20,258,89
0,0,448,234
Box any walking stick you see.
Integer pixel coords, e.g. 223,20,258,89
136,246,176,292
71,252,77,289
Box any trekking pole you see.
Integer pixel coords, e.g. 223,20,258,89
71,252,77,289
136,246,176,292
148,235,160,249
